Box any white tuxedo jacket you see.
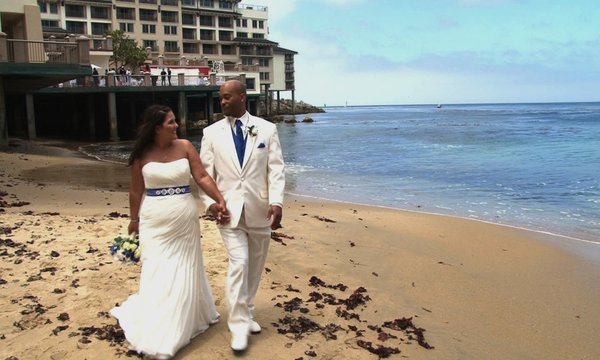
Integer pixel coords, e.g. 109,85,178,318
200,112,285,228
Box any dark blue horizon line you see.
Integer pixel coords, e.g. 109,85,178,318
322,101,600,108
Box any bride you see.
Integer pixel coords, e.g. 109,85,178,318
111,104,230,359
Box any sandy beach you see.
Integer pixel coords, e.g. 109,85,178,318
1,139,599,360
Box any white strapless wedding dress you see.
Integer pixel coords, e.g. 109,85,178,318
111,158,219,358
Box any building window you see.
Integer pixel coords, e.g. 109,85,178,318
65,4,86,18
199,15,213,26
116,7,136,20
251,20,265,29
139,9,158,21
119,23,134,33
236,18,248,28
181,0,196,6
200,29,214,41
241,57,253,65
239,46,253,56
142,24,156,34
66,21,86,34
39,2,59,14
237,32,248,38
199,0,214,7
41,20,59,28
221,44,235,55
164,25,178,35
161,0,178,5
219,1,233,9
139,0,157,4
256,47,271,56
252,33,264,39
246,78,255,90
164,41,179,53
259,58,269,67
218,17,233,28
143,40,158,51
182,28,196,40
219,30,233,41
161,11,178,23
91,6,110,19
183,43,199,54
93,22,111,35
202,44,216,54
260,72,269,81
182,13,195,25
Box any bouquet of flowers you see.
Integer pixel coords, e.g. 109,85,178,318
109,233,141,264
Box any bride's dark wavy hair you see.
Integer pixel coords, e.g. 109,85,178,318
128,104,172,165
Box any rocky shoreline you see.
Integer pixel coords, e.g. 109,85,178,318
263,99,324,123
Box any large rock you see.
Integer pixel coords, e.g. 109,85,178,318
266,99,325,117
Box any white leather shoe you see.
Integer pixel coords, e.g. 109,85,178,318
249,319,262,334
231,332,248,352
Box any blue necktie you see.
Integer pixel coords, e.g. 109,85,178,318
233,119,246,166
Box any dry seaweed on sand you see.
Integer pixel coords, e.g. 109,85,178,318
271,231,295,245
356,340,401,358
272,276,434,358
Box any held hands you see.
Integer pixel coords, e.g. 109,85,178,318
268,205,283,230
209,202,231,225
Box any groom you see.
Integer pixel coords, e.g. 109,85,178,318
200,79,285,352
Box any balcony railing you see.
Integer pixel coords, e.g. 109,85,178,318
223,63,258,72
53,73,246,88
238,4,268,12
0,36,90,65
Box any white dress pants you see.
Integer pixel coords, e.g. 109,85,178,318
219,213,271,335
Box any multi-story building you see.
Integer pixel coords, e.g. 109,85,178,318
0,0,92,147
1,1,297,146
36,0,297,102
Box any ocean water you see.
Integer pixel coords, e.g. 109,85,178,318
83,102,600,243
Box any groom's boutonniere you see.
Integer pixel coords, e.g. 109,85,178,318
246,125,258,137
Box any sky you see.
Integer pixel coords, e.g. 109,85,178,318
244,0,600,106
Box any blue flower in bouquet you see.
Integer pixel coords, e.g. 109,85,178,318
110,234,141,264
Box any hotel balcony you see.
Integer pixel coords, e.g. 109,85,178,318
0,33,96,93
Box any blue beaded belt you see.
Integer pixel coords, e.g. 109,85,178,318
146,185,191,196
